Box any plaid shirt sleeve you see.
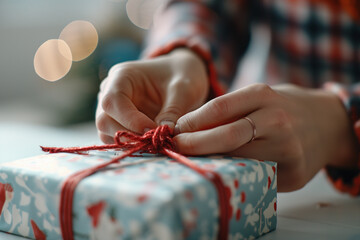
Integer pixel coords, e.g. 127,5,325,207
323,82,360,196
141,0,250,98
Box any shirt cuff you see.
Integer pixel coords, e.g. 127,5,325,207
323,81,360,196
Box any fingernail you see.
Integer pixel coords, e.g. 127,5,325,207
174,124,180,135
160,120,175,129
143,128,151,133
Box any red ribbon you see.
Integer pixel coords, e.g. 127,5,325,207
41,125,231,240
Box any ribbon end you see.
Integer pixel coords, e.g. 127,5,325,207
41,146,59,153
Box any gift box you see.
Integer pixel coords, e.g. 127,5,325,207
0,152,277,239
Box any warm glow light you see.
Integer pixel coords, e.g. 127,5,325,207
59,20,98,61
34,39,72,82
126,0,163,30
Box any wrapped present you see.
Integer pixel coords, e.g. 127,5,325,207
0,152,276,240
0,125,276,239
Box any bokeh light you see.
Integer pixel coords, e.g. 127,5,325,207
59,20,98,61
34,39,72,82
126,0,164,30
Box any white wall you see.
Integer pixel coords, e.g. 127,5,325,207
0,0,143,125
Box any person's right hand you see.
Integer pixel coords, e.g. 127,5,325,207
96,48,209,143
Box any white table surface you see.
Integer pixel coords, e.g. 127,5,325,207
1,122,359,240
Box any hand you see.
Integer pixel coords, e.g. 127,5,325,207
96,48,209,143
174,84,358,192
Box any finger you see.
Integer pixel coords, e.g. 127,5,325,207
96,112,127,137
99,80,159,129
101,92,157,133
175,84,272,134
96,95,128,136
174,109,267,155
98,132,115,144
155,78,201,131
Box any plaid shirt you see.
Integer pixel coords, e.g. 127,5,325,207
142,0,360,195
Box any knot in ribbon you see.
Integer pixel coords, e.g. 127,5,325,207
42,125,175,155
114,125,175,154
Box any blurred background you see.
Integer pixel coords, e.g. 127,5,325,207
0,0,146,126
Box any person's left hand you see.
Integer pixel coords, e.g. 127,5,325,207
174,84,358,192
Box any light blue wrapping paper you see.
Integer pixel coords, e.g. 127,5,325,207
0,152,277,239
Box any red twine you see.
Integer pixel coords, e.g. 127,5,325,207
41,125,231,240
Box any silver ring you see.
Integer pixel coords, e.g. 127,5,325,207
243,117,256,143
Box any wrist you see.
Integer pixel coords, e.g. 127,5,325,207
168,47,210,94
168,48,208,75
319,90,358,169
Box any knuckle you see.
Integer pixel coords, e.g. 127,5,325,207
224,125,244,149
108,62,135,77
168,78,201,101
169,78,191,90
250,83,274,99
178,114,198,132
101,93,116,113
96,112,109,132
207,98,229,118
161,105,183,119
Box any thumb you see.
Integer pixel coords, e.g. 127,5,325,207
155,90,187,131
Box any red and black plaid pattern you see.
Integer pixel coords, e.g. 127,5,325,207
142,0,360,195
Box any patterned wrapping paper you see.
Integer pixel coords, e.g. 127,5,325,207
0,152,277,240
